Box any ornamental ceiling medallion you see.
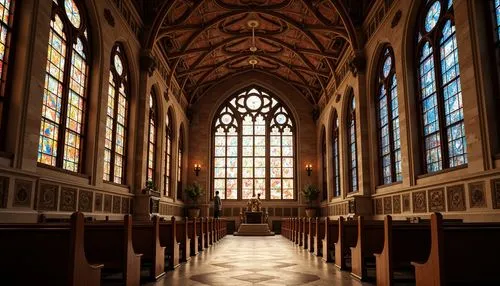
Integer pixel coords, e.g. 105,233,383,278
151,0,370,104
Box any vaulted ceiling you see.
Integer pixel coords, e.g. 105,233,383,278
138,0,373,104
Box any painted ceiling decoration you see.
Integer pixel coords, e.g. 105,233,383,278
140,0,372,104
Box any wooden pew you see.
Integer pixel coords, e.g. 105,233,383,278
176,218,191,262
221,218,227,237
197,217,205,251
412,213,500,285
188,218,199,256
159,217,180,270
302,217,309,249
85,215,142,286
374,215,431,286
297,217,303,246
0,212,103,286
205,217,212,247
132,216,165,281
289,218,294,242
350,216,384,281
313,217,325,257
322,217,339,263
334,216,358,270
294,218,299,243
308,217,316,253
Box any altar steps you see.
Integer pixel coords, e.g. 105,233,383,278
233,223,275,236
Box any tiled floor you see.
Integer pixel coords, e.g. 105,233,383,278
147,235,373,286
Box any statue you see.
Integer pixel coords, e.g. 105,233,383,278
246,193,262,212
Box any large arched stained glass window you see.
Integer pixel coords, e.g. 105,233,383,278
377,47,402,184
347,94,358,193
417,0,466,173
494,0,500,39
104,44,128,184
332,110,341,197
213,87,295,200
38,0,90,172
0,0,15,149
146,92,157,183
163,109,173,197
321,128,327,201
177,125,184,200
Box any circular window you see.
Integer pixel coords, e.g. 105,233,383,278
246,95,262,110
64,0,81,28
221,114,232,125
424,1,441,32
382,55,392,78
114,54,123,76
276,114,287,125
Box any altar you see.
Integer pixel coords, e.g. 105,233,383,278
244,211,263,224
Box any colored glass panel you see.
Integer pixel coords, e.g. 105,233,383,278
0,0,13,144
64,0,81,28
164,111,173,197
348,96,358,193
147,93,156,183
332,115,340,197
425,1,441,32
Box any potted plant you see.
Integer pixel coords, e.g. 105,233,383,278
184,182,204,218
302,184,320,217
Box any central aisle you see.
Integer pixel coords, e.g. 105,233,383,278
148,235,372,286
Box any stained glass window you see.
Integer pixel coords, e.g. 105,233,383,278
347,94,358,193
332,111,340,197
177,126,184,200
163,110,173,197
104,44,128,184
0,0,14,149
377,47,402,185
417,0,466,173
38,0,89,172
321,128,327,201
147,92,156,183
494,0,500,39
212,87,295,200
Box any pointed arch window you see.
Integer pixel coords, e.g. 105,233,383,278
0,0,15,149
177,126,184,200
104,44,128,184
164,110,173,197
212,87,295,200
417,0,466,173
147,92,157,183
321,128,327,201
377,47,402,184
347,95,358,193
332,111,341,197
38,0,90,172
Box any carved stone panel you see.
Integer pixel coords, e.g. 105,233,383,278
104,194,112,212
78,190,93,212
13,179,33,208
112,196,121,213
383,197,392,214
94,193,103,212
428,188,445,212
60,187,77,212
392,195,401,214
446,184,466,211
412,191,427,213
402,193,411,212
375,198,383,215
0,176,8,208
37,183,59,211
492,179,500,209
121,197,129,214
469,181,486,208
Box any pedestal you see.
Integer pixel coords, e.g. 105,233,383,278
234,223,275,236
245,211,263,224
133,193,160,221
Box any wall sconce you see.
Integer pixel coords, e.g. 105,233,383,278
305,164,313,176
194,164,201,176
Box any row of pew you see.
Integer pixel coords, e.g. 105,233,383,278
0,213,227,286
281,213,500,285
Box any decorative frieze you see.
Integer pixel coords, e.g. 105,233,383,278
383,197,392,214
412,191,427,213
13,179,32,208
447,184,466,211
469,181,486,208
392,195,401,214
60,187,77,212
0,176,8,208
428,188,445,212
78,190,93,212
37,182,59,211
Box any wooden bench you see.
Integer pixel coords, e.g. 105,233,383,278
302,217,309,249
188,218,199,256
85,215,142,286
334,216,358,270
0,212,103,286
132,216,165,281
350,216,384,281
296,217,302,246
176,218,191,262
412,213,500,285
313,217,325,257
205,217,212,247
322,217,339,263
197,217,205,250
159,217,180,270
374,215,431,286
308,217,316,253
